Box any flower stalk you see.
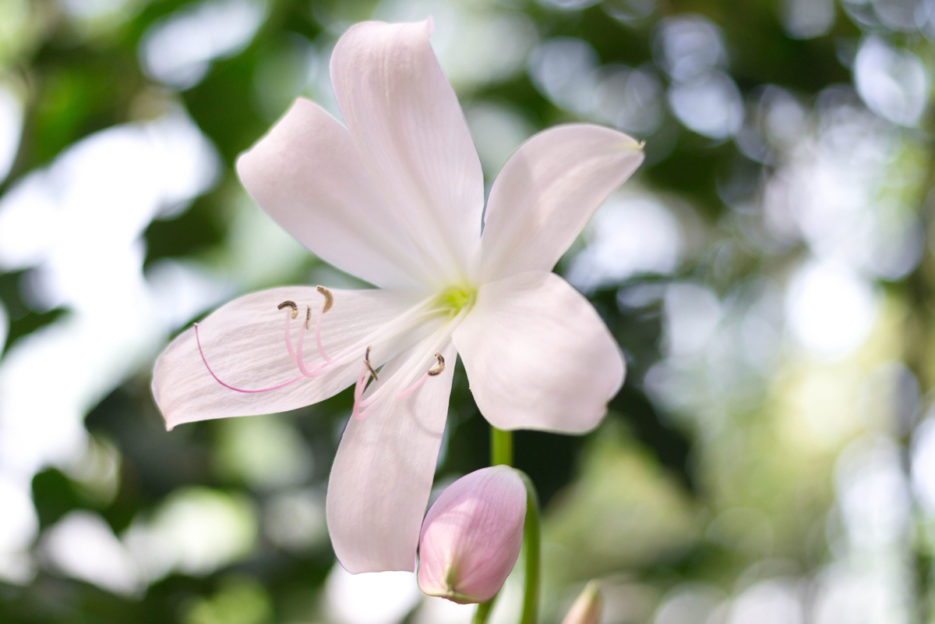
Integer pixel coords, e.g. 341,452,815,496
471,598,495,624
491,427,513,467
519,471,541,624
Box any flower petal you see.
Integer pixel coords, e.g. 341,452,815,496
479,124,644,281
330,20,484,283
152,286,418,430
453,272,623,432
236,99,429,289
326,341,457,573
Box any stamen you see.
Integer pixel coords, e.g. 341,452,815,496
291,292,438,378
427,352,445,376
293,324,328,378
291,295,334,375
395,375,427,400
364,345,379,381
351,364,370,420
277,300,299,319
283,302,324,379
364,305,471,409
292,290,334,372
395,353,446,399
195,323,302,393
314,307,332,363
317,285,334,313
352,347,380,420
278,300,323,377
285,293,444,400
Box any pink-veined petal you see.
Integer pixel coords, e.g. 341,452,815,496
453,272,624,433
479,124,644,281
236,99,430,289
330,20,484,284
152,286,419,430
326,341,458,573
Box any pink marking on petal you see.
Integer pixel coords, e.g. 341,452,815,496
194,323,303,393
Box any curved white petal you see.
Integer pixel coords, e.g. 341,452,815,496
326,341,457,573
236,99,430,289
480,124,644,281
152,286,419,430
330,20,484,284
453,272,623,433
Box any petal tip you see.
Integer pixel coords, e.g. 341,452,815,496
619,135,645,153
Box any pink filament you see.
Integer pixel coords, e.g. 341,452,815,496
194,323,302,394
283,310,298,363
293,326,321,378
290,309,333,379
395,373,428,400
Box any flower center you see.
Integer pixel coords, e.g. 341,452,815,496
435,284,476,318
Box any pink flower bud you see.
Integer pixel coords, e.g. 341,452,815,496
562,581,602,624
417,465,527,604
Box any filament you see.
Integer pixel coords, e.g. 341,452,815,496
195,323,302,393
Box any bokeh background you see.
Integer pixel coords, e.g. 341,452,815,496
0,0,933,622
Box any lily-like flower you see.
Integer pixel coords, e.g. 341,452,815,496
417,466,526,604
152,19,643,573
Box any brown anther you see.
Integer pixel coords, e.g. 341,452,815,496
427,352,445,376
277,300,299,319
316,285,334,314
305,306,312,330
364,345,379,381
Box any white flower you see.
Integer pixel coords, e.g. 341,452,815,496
151,19,643,574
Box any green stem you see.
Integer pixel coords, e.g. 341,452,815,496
491,427,513,466
472,598,495,624
474,428,515,624
518,471,541,624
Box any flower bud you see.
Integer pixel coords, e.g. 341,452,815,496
562,581,602,624
417,465,526,604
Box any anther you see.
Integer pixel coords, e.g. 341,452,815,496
394,352,447,400
277,300,299,319
364,346,379,380
427,352,445,376
305,305,312,330
316,285,334,313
